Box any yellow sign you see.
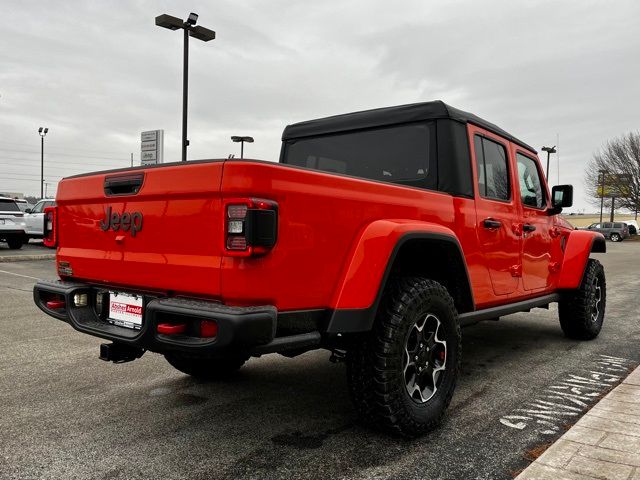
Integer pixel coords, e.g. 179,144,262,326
597,174,632,198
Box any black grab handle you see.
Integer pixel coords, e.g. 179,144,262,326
483,218,502,229
104,174,144,196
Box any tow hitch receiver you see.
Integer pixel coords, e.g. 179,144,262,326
99,343,145,363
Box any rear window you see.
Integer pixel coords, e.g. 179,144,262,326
282,122,433,189
0,199,20,212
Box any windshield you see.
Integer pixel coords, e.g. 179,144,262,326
282,122,433,188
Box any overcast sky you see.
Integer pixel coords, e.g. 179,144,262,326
1,0,639,210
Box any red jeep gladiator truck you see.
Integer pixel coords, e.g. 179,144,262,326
34,101,606,436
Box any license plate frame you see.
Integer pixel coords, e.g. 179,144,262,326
108,291,144,330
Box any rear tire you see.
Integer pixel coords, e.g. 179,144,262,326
346,277,461,437
6,236,23,249
558,259,606,340
610,233,621,242
164,353,249,380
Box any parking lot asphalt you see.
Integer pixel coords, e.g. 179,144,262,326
1,244,639,480
0,241,53,260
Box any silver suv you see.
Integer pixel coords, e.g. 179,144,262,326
585,222,630,242
0,197,27,249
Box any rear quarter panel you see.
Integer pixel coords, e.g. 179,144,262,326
219,161,487,311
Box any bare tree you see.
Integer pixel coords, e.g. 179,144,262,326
584,132,640,217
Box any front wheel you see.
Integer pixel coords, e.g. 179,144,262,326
610,233,621,242
164,352,249,380
346,277,461,437
558,259,606,340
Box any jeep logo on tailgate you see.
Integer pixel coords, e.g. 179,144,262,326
99,206,143,237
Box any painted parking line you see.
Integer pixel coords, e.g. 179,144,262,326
0,269,40,281
500,354,636,435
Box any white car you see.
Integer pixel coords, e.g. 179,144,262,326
622,220,638,235
24,199,56,239
15,198,35,213
0,197,27,249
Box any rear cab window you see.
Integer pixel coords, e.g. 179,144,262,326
281,122,435,190
0,199,21,212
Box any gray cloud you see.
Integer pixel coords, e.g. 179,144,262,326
1,0,639,210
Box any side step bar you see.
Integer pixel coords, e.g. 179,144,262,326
458,293,561,327
250,331,322,355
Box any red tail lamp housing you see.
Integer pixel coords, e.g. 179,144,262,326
224,198,278,257
43,206,58,248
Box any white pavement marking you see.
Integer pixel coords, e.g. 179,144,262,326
517,365,640,480
500,355,635,435
0,269,40,280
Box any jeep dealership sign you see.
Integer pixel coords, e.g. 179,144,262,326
140,130,164,165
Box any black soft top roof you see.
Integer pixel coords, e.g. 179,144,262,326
282,100,536,154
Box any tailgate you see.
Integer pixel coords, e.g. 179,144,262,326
56,161,225,297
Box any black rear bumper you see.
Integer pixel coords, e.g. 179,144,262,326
33,279,279,356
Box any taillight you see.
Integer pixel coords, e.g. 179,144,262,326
43,206,57,248
224,198,278,257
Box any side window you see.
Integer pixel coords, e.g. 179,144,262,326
602,223,613,229
45,201,55,209
32,201,44,214
516,153,546,209
474,135,510,201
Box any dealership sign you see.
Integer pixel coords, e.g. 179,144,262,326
140,130,164,165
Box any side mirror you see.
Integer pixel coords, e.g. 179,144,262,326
25,208,32,213
548,185,573,215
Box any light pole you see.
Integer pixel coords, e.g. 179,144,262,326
598,169,607,224
38,127,48,199
155,13,216,162
231,136,254,159
541,145,556,181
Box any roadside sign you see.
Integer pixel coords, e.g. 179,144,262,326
140,130,164,166
141,141,156,151
141,131,157,142
597,173,632,198
141,151,157,162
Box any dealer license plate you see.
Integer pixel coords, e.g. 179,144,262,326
108,292,143,330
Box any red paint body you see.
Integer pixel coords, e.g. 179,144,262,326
53,128,600,315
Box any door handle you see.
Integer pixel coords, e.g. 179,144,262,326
523,224,536,233
483,218,502,229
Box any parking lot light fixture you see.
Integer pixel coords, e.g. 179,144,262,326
38,127,49,199
155,12,216,162
541,146,556,180
231,136,254,159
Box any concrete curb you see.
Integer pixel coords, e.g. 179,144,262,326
0,254,55,263
516,365,640,480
